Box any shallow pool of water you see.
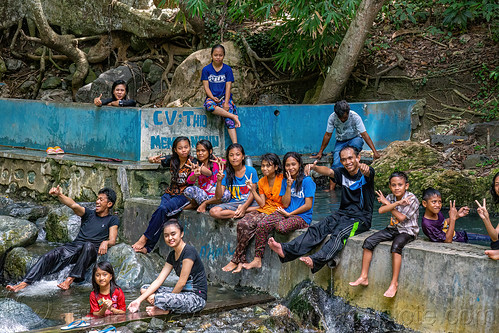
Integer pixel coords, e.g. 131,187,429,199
312,190,495,245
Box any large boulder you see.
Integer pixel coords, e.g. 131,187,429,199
45,203,94,243
163,41,254,106
0,216,38,257
0,299,55,332
103,243,165,289
3,243,57,282
75,64,142,103
0,200,49,222
372,141,497,207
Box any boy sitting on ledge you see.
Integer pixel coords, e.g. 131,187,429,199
349,171,419,298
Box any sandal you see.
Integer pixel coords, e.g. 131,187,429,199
89,326,116,333
53,146,65,154
46,147,57,155
61,319,90,330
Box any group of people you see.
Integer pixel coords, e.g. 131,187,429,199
5,44,498,318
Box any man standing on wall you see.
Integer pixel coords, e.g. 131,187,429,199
312,100,380,190
6,186,119,292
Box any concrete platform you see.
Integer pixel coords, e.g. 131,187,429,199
123,198,498,333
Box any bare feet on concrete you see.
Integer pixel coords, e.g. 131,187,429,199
299,256,314,269
383,283,398,298
242,257,262,270
232,263,244,273
222,261,238,272
485,249,499,260
349,276,369,287
268,237,284,258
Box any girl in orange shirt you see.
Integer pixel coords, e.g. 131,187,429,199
222,153,283,273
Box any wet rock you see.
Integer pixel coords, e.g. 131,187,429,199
1,201,48,221
45,203,94,243
270,304,291,317
147,64,164,84
0,299,55,331
116,327,134,333
463,154,489,169
163,41,252,106
75,64,142,103
3,242,57,282
126,320,149,333
41,76,62,89
103,243,164,289
148,317,165,331
5,58,24,71
0,216,38,257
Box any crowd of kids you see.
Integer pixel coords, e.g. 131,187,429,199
8,43,496,322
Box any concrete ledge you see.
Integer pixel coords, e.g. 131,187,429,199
333,230,497,333
123,198,497,332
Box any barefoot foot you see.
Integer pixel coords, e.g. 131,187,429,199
57,277,74,290
146,294,155,305
485,250,499,260
197,203,207,213
383,284,398,298
134,247,148,254
146,306,169,316
6,282,28,292
349,276,369,287
222,262,238,272
232,263,244,273
242,258,262,270
268,237,284,258
299,256,314,269
233,115,241,128
132,235,147,251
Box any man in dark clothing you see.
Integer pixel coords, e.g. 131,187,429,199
269,146,374,273
6,186,119,292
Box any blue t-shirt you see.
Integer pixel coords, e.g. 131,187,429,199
222,166,258,203
279,176,316,224
201,63,234,99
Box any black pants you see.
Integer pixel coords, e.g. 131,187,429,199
281,212,370,273
362,227,415,255
23,241,98,284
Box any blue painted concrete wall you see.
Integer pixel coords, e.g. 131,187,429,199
0,98,141,160
0,98,416,161
232,100,417,156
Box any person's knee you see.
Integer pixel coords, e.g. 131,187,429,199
390,242,405,255
362,238,376,252
209,207,221,218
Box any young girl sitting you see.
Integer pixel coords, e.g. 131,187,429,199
201,44,240,144
222,153,284,273
93,80,136,107
132,136,199,253
209,144,259,220
247,152,315,270
184,140,231,213
476,171,499,260
89,261,125,316
128,219,207,315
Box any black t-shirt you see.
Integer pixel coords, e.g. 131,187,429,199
73,208,120,247
331,166,375,223
166,244,208,300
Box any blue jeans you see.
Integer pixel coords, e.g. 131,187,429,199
332,136,364,168
143,193,190,252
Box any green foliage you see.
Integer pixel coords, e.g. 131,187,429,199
382,0,499,31
473,64,499,120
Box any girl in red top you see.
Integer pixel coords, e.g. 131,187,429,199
89,261,126,316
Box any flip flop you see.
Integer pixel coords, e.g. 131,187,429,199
53,146,65,154
89,326,116,333
46,147,57,155
61,319,90,330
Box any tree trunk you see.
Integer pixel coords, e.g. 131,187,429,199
317,0,386,103
28,0,89,98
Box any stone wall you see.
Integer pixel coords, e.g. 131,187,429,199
123,198,497,333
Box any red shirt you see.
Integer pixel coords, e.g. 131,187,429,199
89,288,126,315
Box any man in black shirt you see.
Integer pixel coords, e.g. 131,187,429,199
6,186,119,292
269,146,374,273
